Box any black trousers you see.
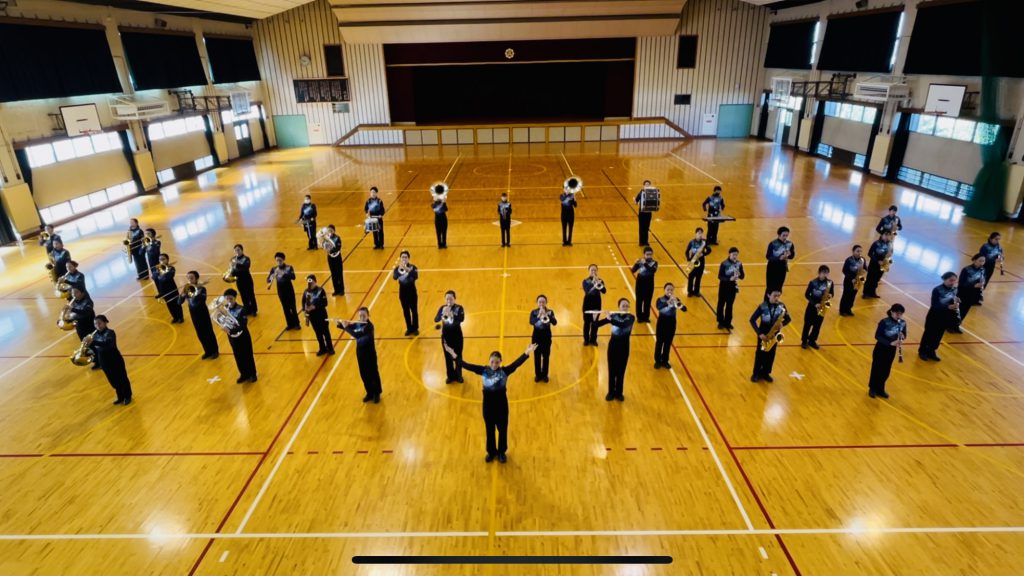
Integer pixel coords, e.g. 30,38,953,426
500,218,511,246
435,214,448,247
839,277,857,314
801,302,824,344
752,343,779,377
483,390,509,456
304,221,317,250
532,334,551,379
399,289,419,332
372,218,385,248
229,331,257,379
607,338,630,396
102,353,132,402
959,294,979,323
919,308,951,357
638,212,652,245
561,212,574,244
983,262,997,287
707,221,720,244
717,282,737,327
356,345,382,396
164,298,184,322
278,289,301,329
765,261,788,295
132,251,149,279
190,308,219,356
236,274,258,315
863,260,883,297
687,260,705,294
442,331,463,380
869,343,896,394
327,256,345,295
309,312,334,353
582,294,601,344
75,317,95,342
636,278,654,322
654,317,676,365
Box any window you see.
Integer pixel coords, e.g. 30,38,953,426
23,132,124,168
222,105,261,124
889,12,905,71
157,168,175,184
37,180,136,223
822,101,877,125
26,144,56,167
816,143,834,158
233,123,250,140
854,153,866,168
147,116,207,142
194,155,214,171
897,166,975,201
324,44,345,77
677,35,698,68
909,113,1000,145
933,117,955,138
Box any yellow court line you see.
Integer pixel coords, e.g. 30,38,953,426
488,228,511,556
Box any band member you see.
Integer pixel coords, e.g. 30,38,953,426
39,224,60,254
393,251,420,336
498,192,512,247
220,289,257,383
765,227,794,296
654,283,686,369
839,245,866,316
303,275,335,356
979,232,1004,295
862,231,893,299
685,228,710,296
365,186,386,249
918,272,958,362
154,254,185,323
432,194,448,248
701,186,725,245
435,290,465,383
67,287,96,342
267,253,300,330
50,238,71,279
868,304,906,399
323,225,346,296
957,254,986,326
631,247,658,323
875,205,903,236
88,315,133,405
127,219,147,279
142,228,161,282
750,289,791,383
179,271,218,359
582,264,606,345
231,244,258,315
62,260,87,297
560,187,577,246
529,295,557,382
338,308,382,402
717,247,744,330
299,194,318,250
596,298,635,401
800,265,834,349
445,342,537,463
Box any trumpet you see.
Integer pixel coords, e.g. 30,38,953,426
817,281,833,317
999,255,1005,276
430,182,449,202
760,305,786,352
668,296,687,311
538,308,551,324
588,277,605,292
210,296,240,331
564,176,583,195
56,305,76,331
70,331,97,366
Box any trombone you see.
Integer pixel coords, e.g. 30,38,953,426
142,234,161,248
430,182,449,202
564,176,583,195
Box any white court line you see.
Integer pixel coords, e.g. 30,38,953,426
881,278,1024,370
559,151,574,176
306,262,848,275
298,159,353,195
443,154,462,184
614,267,754,531
234,264,395,533
668,152,722,185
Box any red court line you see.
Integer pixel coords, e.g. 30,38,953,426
48,451,262,458
732,444,958,451
666,340,1024,349
0,453,44,458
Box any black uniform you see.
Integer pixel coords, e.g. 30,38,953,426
393,264,419,334
342,321,382,400
957,264,985,323
299,202,318,250
750,301,791,380
154,264,185,322
631,257,658,322
498,200,512,246
324,234,346,296
919,283,958,360
529,308,557,381
432,199,448,248
128,227,147,279
862,239,891,298
225,303,257,382
685,239,710,295
765,238,795,295
460,353,529,457
91,328,132,403
303,285,334,355
716,258,745,328
654,296,682,367
559,193,576,245
68,294,96,342
801,278,834,346
435,303,465,382
875,214,902,236
702,193,725,245
979,241,1004,289
50,248,71,280
143,239,161,281
230,255,258,315
597,313,635,400
41,233,61,254
634,191,652,246
869,316,906,396
268,264,300,329
582,276,606,345
178,285,218,358
63,270,86,297
839,256,866,315
365,196,385,249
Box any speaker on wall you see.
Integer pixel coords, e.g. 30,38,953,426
674,94,691,105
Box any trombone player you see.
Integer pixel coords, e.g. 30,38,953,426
216,289,257,383
179,271,218,360
230,244,258,315
581,264,606,345
800,265,834,350
654,283,686,369
749,289,791,383
126,218,147,279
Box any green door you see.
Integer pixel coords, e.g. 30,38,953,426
717,104,754,138
272,115,309,148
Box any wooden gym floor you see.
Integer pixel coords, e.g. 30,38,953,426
0,139,1022,575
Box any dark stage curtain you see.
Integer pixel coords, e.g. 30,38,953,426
206,37,261,83
121,31,207,90
764,20,816,70
818,9,902,73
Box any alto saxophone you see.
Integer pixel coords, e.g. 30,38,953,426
760,305,786,352
880,247,894,273
817,281,833,317
683,241,706,275
853,259,868,292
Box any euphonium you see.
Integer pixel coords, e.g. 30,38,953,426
70,331,97,366
818,281,833,317
430,182,449,202
760,305,787,352
564,176,583,195
209,296,240,331
56,305,76,331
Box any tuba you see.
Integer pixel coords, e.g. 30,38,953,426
564,176,583,195
210,296,240,331
70,331,97,366
760,304,787,352
818,280,833,317
56,305,77,331
430,182,449,202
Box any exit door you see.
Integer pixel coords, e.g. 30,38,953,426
233,121,253,157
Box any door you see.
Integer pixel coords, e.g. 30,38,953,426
233,121,253,157
717,104,754,138
272,115,309,148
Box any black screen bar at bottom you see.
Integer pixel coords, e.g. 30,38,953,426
353,556,672,565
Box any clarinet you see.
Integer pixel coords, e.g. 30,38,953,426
896,324,905,364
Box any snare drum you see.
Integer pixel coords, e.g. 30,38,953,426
364,217,380,233
639,188,661,213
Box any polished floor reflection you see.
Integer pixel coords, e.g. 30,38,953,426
0,140,1022,575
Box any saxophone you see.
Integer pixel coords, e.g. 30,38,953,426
817,281,833,317
760,304,786,352
683,240,706,275
853,258,867,291
880,245,894,273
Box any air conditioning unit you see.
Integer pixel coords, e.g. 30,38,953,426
108,95,171,121
854,82,909,102
769,77,793,107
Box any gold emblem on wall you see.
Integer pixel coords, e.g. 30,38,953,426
504,48,515,59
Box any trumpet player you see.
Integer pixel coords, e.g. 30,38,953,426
862,231,893,299
67,286,96,342
582,264,606,346
38,224,60,254
559,185,577,246
434,290,465,383
231,244,258,315
299,194,318,250
875,205,903,236
918,272,959,362
839,245,866,316
749,289,791,383
50,238,71,280
701,186,725,245
595,298,636,402
655,283,686,369
868,304,906,399
323,225,346,296
220,289,257,383
142,228,161,283
956,254,986,328
432,192,449,249
716,248,744,330
685,227,710,296
529,295,558,382
631,246,658,323
979,232,1004,296
127,218,148,279
765,226,794,296
303,275,335,357
800,265,834,350
365,186,386,249
89,315,133,405
635,180,654,246
337,307,381,403
498,192,512,247
154,254,185,324
268,253,301,330
393,250,419,336
179,271,218,360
